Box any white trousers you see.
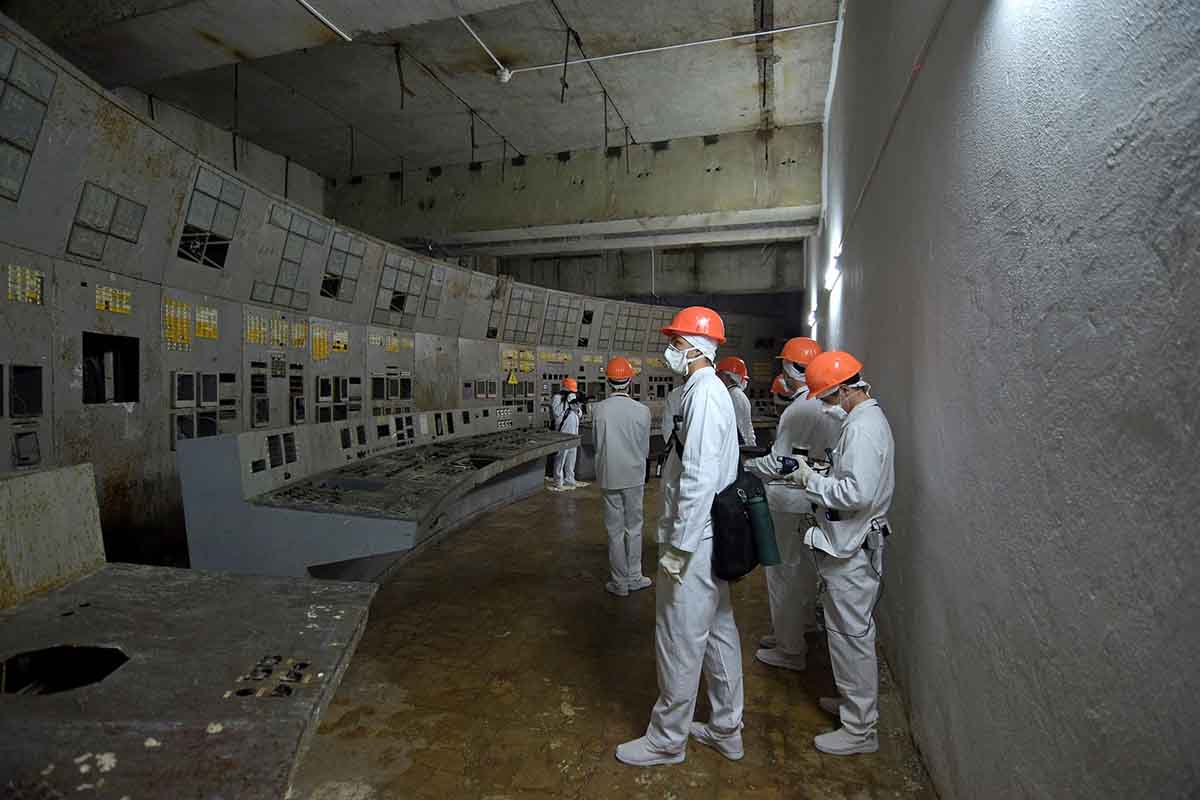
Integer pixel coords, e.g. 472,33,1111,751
555,447,577,485
603,486,645,586
647,537,744,752
817,544,883,736
765,509,819,656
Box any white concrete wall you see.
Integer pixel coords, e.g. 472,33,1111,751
812,1,1200,797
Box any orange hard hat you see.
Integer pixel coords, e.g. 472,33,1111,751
661,306,726,344
715,356,748,380
606,357,635,381
805,351,864,399
562,377,578,392
770,374,795,397
778,337,822,366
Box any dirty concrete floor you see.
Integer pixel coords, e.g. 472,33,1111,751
291,480,936,800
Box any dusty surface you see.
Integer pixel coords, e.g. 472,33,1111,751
291,479,934,799
0,564,376,798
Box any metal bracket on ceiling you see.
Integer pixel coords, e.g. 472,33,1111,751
393,46,405,110
559,27,572,103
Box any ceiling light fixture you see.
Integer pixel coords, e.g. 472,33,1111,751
294,0,353,42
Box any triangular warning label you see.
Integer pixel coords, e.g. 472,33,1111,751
507,370,518,385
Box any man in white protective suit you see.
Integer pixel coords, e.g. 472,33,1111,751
547,377,576,482
787,350,895,756
744,337,844,673
591,356,653,597
615,306,743,767
715,356,756,447
550,392,586,491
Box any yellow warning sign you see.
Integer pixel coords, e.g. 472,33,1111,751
507,370,518,385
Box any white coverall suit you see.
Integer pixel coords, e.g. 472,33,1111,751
727,383,756,446
555,402,581,487
548,392,566,478
592,393,652,588
803,398,894,737
745,389,843,661
646,366,742,752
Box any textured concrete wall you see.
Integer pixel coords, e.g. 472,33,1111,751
329,125,822,241
112,87,327,215
812,1,1200,797
0,463,104,608
498,242,806,297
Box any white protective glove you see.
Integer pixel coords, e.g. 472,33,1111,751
658,546,691,584
789,457,814,488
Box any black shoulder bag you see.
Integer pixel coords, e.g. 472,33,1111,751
667,417,773,582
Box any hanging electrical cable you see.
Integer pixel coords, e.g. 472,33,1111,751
393,46,405,110
544,0,637,143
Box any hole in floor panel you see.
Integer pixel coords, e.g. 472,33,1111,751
1,645,129,695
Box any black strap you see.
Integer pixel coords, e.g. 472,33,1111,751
665,414,685,460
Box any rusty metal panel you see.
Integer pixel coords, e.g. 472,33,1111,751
0,246,56,475
412,333,458,411
0,35,192,283
50,260,175,543
457,337,501,410
0,463,104,609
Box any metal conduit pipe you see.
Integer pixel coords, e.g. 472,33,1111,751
293,0,353,42
458,16,511,80
507,19,837,77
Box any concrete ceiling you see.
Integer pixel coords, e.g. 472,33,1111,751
3,0,837,178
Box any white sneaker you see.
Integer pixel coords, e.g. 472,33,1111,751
688,722,744,761
818,696,842,716
627,576,653,592
754,647,806,672
562,482,578,491
814,728,878,756
572,481,590,488
605,580,629,597
615,736,685,767
758,634,778,649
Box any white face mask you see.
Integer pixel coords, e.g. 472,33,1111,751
664,344,703,376
782,360,805,382
822,402,847,420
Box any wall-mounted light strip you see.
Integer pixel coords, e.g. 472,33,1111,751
293,0,353,42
